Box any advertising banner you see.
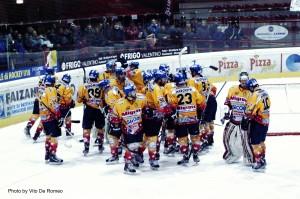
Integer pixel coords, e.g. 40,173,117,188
0,83,38,118
254,25,288,41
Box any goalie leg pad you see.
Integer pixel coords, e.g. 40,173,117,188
223,122,243,163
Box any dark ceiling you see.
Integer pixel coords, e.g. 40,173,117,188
0,0,178,24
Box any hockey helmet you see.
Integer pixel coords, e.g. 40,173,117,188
123,83,137,101
153,70,168,82
246,78,259,92
44,75,55,86
62,73,71,85
98,79,110,90
106,60,117,72
89,70,99,82
129,61,139,70
173,72,186,85
142,71,153,84
159,64,170,74
190,64,203,76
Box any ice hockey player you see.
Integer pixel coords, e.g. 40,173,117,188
162,70,178,155
222,72,252,164
56,73,75,136
39,75,63,164
77,70,105,156
112,83,146,174
111,66,133,96
187,64,217,149
24,77,45,141
24,67,55,141
168,72,206,165
242,78,270,170
97,79,123,163
126,61,145,93
139,70,170,169
98,59,117,81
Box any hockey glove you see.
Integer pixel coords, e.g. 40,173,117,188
221,112,230,124
241,117,250,131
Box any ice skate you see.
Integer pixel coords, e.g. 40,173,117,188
24,126,31,138
124,162,136,174
149,159,160,170
177,154,189,165
49,154,63,165
106,155,119,164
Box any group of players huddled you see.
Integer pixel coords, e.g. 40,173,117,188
23,58,270,174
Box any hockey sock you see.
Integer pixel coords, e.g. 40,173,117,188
26,116,38,129
83,130,91,146
138,145,146,154
148,150,156,161
124,150,133,161
97,131,104,144
166,136,175,147
45,136,51,153
110,146,118,157
35,123,43,136
179,145,189,154
49,137,58,155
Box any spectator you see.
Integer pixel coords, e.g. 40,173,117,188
125,21,139,40
211,26,225,50
195,19,210,51
147,19,160,37
111,22,125,43
224,21,245,49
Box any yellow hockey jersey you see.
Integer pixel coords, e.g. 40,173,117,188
246,88,271,126
224,85,251,123
104,86,123,110
145,82,168,109
187,76,213,97
168,86,206,124
97,71,115,82
127,68,145,93
39,86,59,121
164,82,176,102
113,94,146,135
56,82,74,108
77,82,103,109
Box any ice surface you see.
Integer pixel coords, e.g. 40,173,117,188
0,77,300,199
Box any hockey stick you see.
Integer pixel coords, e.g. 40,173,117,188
179,46,188,69
39,99,80,123
216,81,227,98
203,65,218,71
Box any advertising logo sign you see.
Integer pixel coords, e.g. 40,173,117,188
255,25,288,41
285,54,300,72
